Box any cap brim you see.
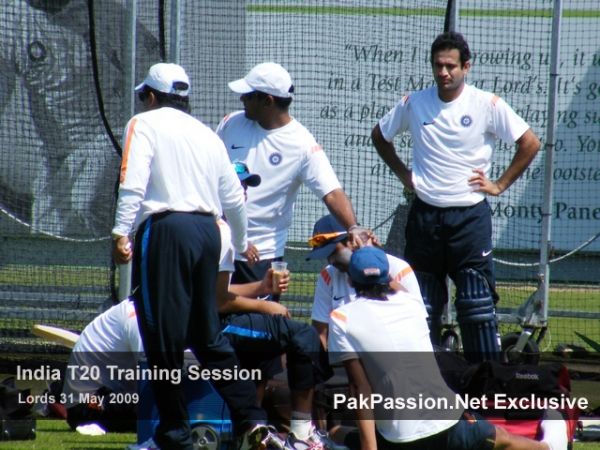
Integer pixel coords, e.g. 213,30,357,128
228,78,254,94
305,235,347,261
134,81,146,92
238,173,261,187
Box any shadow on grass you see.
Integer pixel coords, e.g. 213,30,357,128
574,332,600,354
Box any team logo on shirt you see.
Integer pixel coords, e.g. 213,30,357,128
268,153,283,166
28,41,47,62
460,115,473,127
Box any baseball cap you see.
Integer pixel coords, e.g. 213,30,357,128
306,214,348,260
349,246,392,286
228,62,294,99
233,161,261,187
135,63,190,96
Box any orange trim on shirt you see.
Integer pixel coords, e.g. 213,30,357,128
120,118,137,185
491,95,500,107
330,310,346,323
394,266,414,282
310,145,323,154
402,94,410,105
128,311,137,319
321,268,331,286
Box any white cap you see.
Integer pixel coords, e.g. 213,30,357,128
135,63,190,96
228,62,293,98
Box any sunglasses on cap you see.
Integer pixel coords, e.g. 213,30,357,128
234,161,251,175
308,231,348,248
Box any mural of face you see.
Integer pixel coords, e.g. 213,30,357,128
25,0,72,14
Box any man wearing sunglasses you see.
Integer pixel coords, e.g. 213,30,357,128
307,215,422,350
216,62,366,288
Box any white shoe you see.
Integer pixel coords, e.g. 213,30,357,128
125,437,160,450
286,428,349,450
263,426,287,449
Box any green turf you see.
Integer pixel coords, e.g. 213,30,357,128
0,419,136,449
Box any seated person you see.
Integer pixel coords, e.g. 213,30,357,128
328,246,568,450
62,298,141,433
217,163,342,450
307,214,421,349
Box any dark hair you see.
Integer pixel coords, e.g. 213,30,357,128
262,85,293,110
353,282,394,301
141,85,191,114
273,95,293,110
430,31,472,67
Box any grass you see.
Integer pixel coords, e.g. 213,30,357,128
0,419,136,449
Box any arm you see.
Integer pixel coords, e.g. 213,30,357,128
469,128,540,196
322,188,358,230
112,119,153,264
312,320,329,350
343,358,378,450
216,271,291,317
371,124,413,190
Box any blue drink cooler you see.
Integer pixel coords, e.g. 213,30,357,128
137,352,233,450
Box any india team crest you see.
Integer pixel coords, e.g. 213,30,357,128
460,115,473,127
268,153,283,166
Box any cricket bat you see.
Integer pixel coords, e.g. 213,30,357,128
30,324,80,349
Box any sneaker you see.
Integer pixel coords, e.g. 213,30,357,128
125,437,160,450
239,424,270,450
286,428,349,450
263,426,287,449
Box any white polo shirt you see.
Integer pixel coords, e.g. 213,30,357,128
379,84,529,207
216,111,342,259
113,107,248,254
329,295,461,443
311,253,422,324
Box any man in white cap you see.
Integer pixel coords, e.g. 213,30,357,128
216,62,368,288
112,62,269,450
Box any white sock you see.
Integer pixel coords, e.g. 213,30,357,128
290,411,312,441
540,410,568,450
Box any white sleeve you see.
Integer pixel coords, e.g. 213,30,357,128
491,96,530,144
388,258,422,299
378,95,410,143
301,145,342,200
218,221,235,273
112,118,154,237
217,143,248,254
311,268,334,324
328,309,358,365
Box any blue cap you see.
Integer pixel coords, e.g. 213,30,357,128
349,246,392,285
306,214,348,260
233,161,261,187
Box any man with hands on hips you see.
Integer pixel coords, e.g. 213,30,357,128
371,31,540,362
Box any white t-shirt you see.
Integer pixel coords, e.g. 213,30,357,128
113,107,248,254
378,84,530,207
311,253,422,324
216,111,342,259
62,300,142,407
328,295,461,443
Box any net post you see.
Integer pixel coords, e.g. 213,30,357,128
118,0,137,302
169,0,181,64
538,0,564,326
